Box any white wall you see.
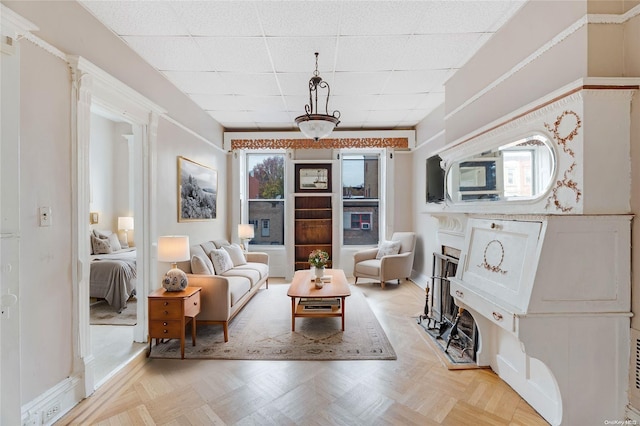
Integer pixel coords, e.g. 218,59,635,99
154,118,227,287
89,114,116,231
89,114,135,244
19,40,74,404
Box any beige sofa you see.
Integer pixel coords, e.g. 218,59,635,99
177,239,269,342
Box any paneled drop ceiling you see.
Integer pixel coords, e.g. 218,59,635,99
81,1,525,131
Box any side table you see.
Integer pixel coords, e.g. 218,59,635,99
147,286,201,359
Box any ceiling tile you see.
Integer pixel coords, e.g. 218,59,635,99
267,37,337,73
123,36,211,71
412,1,523,35
195,37,273,72
163,71,227,94
339,1,430,36
256,2,342,37
234,96,287,112
336,36,410,72
383,70,451,94
373,94,425,111
396,33,484,70
218,73,282,96
415,92,446,111
333,72,390,96
330,94,381,112
189,94,241,110
172,1,262,36
81,1,188,36
82,1,525,132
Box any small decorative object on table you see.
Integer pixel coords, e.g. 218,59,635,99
309,249,329,287
158,235,191,291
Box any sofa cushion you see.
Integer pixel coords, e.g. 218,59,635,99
223,244,247,266
226,276,251,307
235,262,269,280
191,255,213,275
200,241,217,257
213,239,231,249
222,268,261,287
354,258,381,276
209,249,234,274
376,240,401,259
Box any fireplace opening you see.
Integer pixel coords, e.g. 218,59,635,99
418,248,479,366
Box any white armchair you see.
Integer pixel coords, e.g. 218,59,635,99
353,232,417,289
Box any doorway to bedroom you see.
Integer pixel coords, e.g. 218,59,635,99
88,107,146,387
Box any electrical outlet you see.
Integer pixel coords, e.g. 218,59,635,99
43,402,60,421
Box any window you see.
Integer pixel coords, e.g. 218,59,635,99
344,212,372,230
342,153,379,245
246,153,284,245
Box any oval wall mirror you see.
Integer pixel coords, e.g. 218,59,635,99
446,134,556,203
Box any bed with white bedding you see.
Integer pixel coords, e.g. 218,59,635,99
90,230,137,313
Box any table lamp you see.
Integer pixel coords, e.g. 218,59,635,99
238,224,255,251
158,235,190,291
118,216,134,246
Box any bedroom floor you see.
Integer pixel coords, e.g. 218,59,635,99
90,324,147,388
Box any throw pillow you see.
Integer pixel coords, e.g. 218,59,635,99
223,244,247,267
108,233,122,251
91,234,112,255
376,240,401,259
93,229,111,239
191,255,213,275
209,249,234,274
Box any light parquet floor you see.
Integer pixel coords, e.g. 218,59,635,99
57,279,548,425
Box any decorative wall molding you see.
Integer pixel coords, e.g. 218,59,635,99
230,137,409,151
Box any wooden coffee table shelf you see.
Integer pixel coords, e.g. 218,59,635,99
287,269,351,331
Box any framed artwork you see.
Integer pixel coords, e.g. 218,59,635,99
178,156,217,222
295,163,332,193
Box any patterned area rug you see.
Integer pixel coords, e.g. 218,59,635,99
90,298,137,326
149,283,396,360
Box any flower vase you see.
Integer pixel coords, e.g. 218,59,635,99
315,266,325,280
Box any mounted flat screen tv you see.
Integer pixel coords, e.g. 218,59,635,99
426,155,445,203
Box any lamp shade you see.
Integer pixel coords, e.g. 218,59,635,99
158,236,190,263
118,216,134,231
238,224,255,240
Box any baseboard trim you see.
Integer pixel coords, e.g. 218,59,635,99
21,375,83,426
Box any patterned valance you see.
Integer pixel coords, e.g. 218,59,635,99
230,137,409,150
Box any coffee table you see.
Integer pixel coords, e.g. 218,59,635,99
287,269,351,331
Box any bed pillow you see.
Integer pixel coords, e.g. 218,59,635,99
93,229,112,239
209,249,233,274
223,244,247,267
91,234,112,255
191,255,213,275
108,233,122,251
376,240,401,259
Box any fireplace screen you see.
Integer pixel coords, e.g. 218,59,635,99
418,251,478,365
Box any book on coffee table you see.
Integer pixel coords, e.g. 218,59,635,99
299,297,341,306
